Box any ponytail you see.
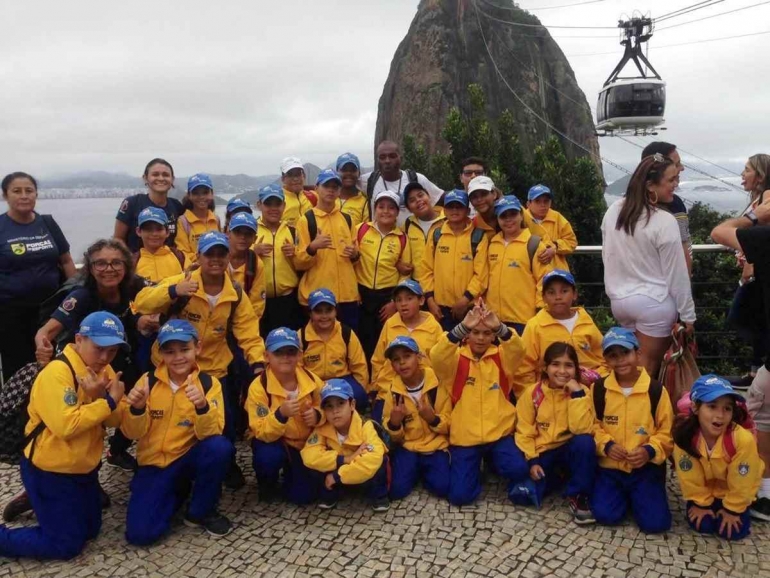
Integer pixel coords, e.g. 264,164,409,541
672,412,702,458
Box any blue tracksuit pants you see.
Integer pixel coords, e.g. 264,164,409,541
449,436,529,506
0,458,100,560
318,457,390,503
125,435,233,545
686,499,751,540
251,439,318,505
390,447,450,500
592,463,672,533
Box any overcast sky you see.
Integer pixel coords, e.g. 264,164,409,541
1,0,767,182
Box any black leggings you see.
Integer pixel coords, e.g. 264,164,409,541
358,285,395,362
0,303,39,383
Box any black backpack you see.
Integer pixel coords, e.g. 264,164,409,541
365,169,418,203
432,226,487,259
592,376,663,426
365,418,393,452
38,275,85,327
305,210,352,242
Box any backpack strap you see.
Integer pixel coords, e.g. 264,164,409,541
342,212,352,230
405,169,418,184
244,249,258,296
427,387,437,407
146,369,159,391
722,424,738,462
366,171,381,201
287,225,297,242
489,353,511,402
592,377,607,421
432,226,443,256
531,381,545,410
648,379,663,428
179,214,191,236
341,324,352,364
470,227,485,259
171,247,186,268
356,222,371,245
452,356,471,405
299,326,307,351
527,234,541,269
306,210,318,242
397,231,407,259
198,372,213,394
259,371,272,408
228,282,244,331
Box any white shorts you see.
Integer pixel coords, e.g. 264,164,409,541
610,294,677,338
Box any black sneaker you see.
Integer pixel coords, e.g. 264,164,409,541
223,461,246,490
750,496,770,521
99,483,112,509
371,496,390,513
106,451,138,472
2,491,32,522
318,497,337,510
184,512,233,537
258,482,281,503
569,494,596,525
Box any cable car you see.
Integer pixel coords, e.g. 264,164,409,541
596,16,666,135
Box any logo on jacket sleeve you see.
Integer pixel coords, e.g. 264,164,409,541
257,404,269,417
678,455,693,472
63,387,78,406
308,433,319,445
738,462,750,476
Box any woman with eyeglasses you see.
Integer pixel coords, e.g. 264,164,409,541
601,154,696,377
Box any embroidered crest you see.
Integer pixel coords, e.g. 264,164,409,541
257,404,269,417
63,387,78,407
61,297,77,312
10,243,26,256
308,433,319,445
738,462,750,477
635,426,648,436
678,454,693,472
177,419,193,427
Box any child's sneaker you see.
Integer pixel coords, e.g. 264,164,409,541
371,497,390,513
569,494,595,525
750,497,770,521
106,451,138,472
184,512,233,537
318,497,337,510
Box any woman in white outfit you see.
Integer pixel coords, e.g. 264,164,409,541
601,153,696,377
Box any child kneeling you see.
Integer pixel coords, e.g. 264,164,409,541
301,380,390,512
125,320,234,544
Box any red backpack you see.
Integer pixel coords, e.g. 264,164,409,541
356,223,407,259
451,354,511,405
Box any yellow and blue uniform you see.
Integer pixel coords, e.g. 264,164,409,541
281,188,314,229
229,253,267,319
134,246,185,283
255,219,302,334
339,191,371,228
523,208,577,272
404,211,445,279
175,209,220,264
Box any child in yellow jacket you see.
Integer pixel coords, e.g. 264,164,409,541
227,212,265,319
525,184,577,272
591,327,674,534
124,320,233,544
430,302,527,506
134,207,185,282
301,380,390,512
672,375,763,540
336,153,370,228
246,327,324,504
175,174,221,264
514,270,608,397
403,182,445,281
279,156,315,228
382,337,450,500
510,342,596,523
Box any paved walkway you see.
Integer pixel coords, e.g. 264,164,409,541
0,443,767,578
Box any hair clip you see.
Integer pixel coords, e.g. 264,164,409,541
652,153,665,163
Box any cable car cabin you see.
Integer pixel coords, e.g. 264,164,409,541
596,79,666,132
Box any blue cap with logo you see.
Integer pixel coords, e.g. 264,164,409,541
197,231,229,255
258,184,285,203
321,379,355,403
157,319,199,346
385,336,421,359
308,288,337,310
137,206,169,227
393,279,424,297
602,327,639,352
494,195,523,216
690,374,742,403
444,189,469,208
187,173,213,193
229,212,258,233
542,269,576,288
78,311,129,350
336,152,361,172
317,169,342,187
226,198,253,216
265,327,301,352
528,184,552,201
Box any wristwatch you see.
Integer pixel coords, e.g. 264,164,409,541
746,209,759,226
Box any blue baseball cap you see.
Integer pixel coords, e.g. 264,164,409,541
187,173,213,193
528,184,552,201
336,152,361,172
137,206,169,227
385,336,421,359
265,327,301,352
258,184,285,203
602,327,639,352
157,319,198,346
226,198,253,216
321,379,355,403
494,195,523,216
542,269,576,288
78,312,129,350
316,169,342,187
228,212,258,233
690,374,742,403
393,279,424,297
444,189,469,208
197,231,229,255
308,288,337,310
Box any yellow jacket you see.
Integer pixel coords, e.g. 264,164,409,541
523,208,577,271
513,307,608,397
472,213,498,240
339,191,371,228
405,211,445,280
255,219,299,298
301,411,386,485
281,188,314,228
673,425,764,514
134,269,265,378
592,370,674,473
300,321,368,386
514,382,594,462
354,222,411,290
369,312,444,396
125,365,225,468
229,251,266,318
135,246,185,283
23,345,139,474
245,366,324,450
419,220,489,307
382,368,450,453
176,209,221,264
294,207,359,305
430,330,524,447
486,229,553,324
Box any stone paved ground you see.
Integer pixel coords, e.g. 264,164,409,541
0,442,768,578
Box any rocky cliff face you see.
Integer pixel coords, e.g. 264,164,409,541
375,0,601,174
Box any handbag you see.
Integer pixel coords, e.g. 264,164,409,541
658,323,700,406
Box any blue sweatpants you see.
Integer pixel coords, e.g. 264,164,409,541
449,437,529,506
371,398,385,424
125,436,233,546
390,447,450,500
0,458,101,560
686,499,751,540
509,434,596,504
251,439,318,505
592,463,672,533
318,457,390,503
339,374,369,415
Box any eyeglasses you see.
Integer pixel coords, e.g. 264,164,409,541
462,169,486,177
91,259,126,272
